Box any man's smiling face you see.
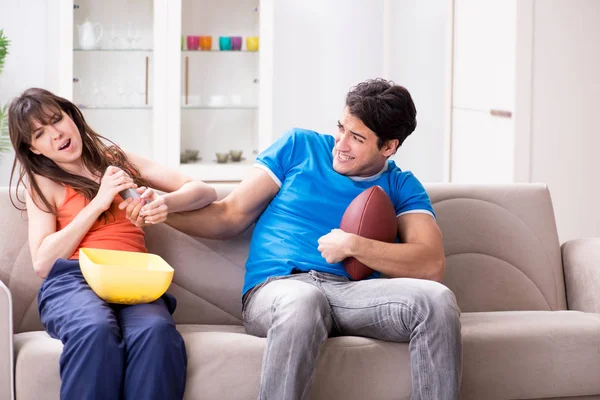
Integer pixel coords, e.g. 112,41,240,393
332,107,397,177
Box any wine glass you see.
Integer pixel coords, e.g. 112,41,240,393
110,24,120,49
127,22,140,49
117,81,128,107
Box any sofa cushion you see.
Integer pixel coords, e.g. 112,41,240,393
13,325,412,400
13,331,62,400
427,183,566,312
14,311,600,400
461,311,600,400
184,329,412,400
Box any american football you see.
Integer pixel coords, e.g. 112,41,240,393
340,186,398,280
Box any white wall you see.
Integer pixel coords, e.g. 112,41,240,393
0,0,51,186
389,0,450,182
271,0,385,137
516,0,600,242
271,0,450,183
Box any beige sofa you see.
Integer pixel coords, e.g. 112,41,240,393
1,183,600,400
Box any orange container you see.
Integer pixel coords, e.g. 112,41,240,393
199,36,212,51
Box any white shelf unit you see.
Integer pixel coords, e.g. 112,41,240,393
57,0,274,182
58,0,158,161
168,0,270,181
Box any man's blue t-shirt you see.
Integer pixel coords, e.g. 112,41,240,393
243,128,435,295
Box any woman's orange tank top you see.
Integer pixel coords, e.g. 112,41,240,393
56,186,147,260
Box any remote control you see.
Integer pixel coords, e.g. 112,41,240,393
120,188,141,200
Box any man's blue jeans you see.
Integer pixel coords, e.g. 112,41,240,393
242,270,462,400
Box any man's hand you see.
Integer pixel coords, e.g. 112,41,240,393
118,187,168,227
317,229,356,264
139,188,168,225
119,187,147,227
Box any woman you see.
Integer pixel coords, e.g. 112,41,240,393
8,88,217,400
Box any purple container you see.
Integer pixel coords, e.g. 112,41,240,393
231,36,242,51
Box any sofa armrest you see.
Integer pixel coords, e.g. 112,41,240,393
0,279,14,400
562,238,600,313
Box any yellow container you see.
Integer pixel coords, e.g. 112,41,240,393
79,248,174,305
246,36,259,51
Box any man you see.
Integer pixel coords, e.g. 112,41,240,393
168,79,462,400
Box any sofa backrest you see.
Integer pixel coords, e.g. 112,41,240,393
426,183,566,312
0,183,566,333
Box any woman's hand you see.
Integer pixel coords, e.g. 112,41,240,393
92,166,137,212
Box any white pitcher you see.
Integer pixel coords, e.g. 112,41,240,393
76,18,103,50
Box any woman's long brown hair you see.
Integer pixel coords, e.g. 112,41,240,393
8,88,150,215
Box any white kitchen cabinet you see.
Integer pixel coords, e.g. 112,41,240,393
168,0,268,181
57,0,272,182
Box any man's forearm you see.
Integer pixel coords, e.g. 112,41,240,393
348,236,445,281
166,201,245,239
163,181,217,213
166,169,278,240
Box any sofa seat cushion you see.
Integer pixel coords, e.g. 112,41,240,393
13,312,600,400
461,311,600,400
182,332,412,400
13,325,249,400
13,331,62,400
13,326,412,400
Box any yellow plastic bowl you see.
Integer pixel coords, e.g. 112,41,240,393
79,248,174,305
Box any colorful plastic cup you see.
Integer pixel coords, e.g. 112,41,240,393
219,36,232,51
186,35,199,51
246,36,259,52
231,36,242,51
199,36,212,51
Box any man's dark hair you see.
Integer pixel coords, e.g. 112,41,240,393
345,78,417,151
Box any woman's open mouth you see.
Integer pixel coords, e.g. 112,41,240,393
58,139,71,151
